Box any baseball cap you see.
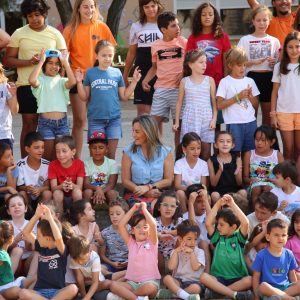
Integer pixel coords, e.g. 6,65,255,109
45,49,61,58
88,131,108,144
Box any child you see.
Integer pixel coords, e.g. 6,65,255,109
186,2,231,132
245,223,268,273
83,131,118,205
76,40,141,159
18,204,78,300
286,209,300,280
109,202,161,300
153,190,182,273
271,31,300,163
243,125,284,206
70,199,103,252
237,5,280,125
123,0,164,116
17,132,52,210
69,235,111,299
28,48,76,161
6,194,37,276
208,131,246,205
252,219,300,299
48,135,85,216
271,161,300,218
0,64,18,149
200,195,252,300
173,48,217,160
0,220,33,300
0,142,18,206
100,199,129,273
247,191,290,235
174,132,209,212
159,220,205,300
142,11,187,146
216,47,260,154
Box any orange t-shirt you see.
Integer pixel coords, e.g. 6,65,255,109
266,12,296,45
63,21,116,73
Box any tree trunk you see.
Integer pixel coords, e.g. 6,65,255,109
106,0,127,39
53,0,72,27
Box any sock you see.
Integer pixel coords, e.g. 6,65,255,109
233,291,238,299
177,289,190,300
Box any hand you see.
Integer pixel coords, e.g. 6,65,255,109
31,186,41,197
188,192,198,204
238,85,252,100
7,162,16,172
133,202,141,211
159,231,174,241
14,231,24,244
34,204,46,218
7,82,17,96
234,157,242,175
111,261,127,269
253,57,267,65
198,188,208,200
270,114,278,129
218,160,224,172
37,48,46,64
278,200,288,211
59,50,69,66
41,204,52,221
250,178,260,185
142,80,151,92
140,201,147,212
209,118,216,130
261,220,268,233
144,188,161,198
7,186,17,194
173,123,179,132
132,67,141,83
93,187,106,205
75,69,84,82
267,56,277,68
133,185,149,196
222,194,234,206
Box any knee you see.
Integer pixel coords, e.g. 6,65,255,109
163,275,172,285
83,189,93,200
237,189,248,199
106,189,118,201
41,190,52,201
19,289,31,300
66,284,78,297
53,190,64,201
211,192,220,204
176,189,186,198
72,188,82,201
11,246,24,258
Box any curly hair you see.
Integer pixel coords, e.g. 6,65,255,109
21,0,50,18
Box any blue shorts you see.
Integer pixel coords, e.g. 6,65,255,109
88,117,122,140
38,115,69,140
35,288,60,299
175,278,202,290
226,120,256,152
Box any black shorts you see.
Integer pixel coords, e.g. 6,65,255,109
69,84,78,94
133,77,156,106
17,85,38,114
247,71,273,103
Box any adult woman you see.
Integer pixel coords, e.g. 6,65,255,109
63,0,116,158
122,115,173,210
3,0,67,158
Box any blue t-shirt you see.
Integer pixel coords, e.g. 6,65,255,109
252,248,297,289
83,67,125,120
0,168,18,187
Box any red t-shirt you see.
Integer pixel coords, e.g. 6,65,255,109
48,159,85,185
186,32,231,86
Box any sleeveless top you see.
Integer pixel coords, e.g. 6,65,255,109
73,222,96,243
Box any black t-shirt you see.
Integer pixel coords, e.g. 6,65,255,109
34,239,67,290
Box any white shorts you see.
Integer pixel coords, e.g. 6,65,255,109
151,88,179,122
0,276,24,293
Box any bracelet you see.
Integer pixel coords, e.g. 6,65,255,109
235,94,241,104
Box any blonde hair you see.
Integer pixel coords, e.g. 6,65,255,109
67,0,102,38
251,5,272,21
0,64,7,84
225,47,248,71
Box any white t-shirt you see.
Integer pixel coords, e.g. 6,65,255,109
174,157,208,187
0,83,13,140
17,156,49,187
237,34,280,73
183,212,208,242
272,63,300,113
271,186,300,218
216,75,260,124
172,246,205,282
129,21,162,47
247,211,290,234
69,250,105,282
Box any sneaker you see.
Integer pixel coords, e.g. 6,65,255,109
236,291,253,300
137,297,149,300
106,292,124,300
263,296,281,300
187,294,200,300
156,289,173,299
204,288,222,299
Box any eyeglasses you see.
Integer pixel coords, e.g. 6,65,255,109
160,203,178,209
134,224,150,230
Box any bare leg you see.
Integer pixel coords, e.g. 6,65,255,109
10,246,23,274
294,131,300,183
106,190,118,202
70,93,86,159
261,102,271,126
200,142,211,161
280,130,294,160
211,192,221,206
43,140,55,161
199,240,211,273
108,139,119,160
134,283,158,298
83,188,93,201
259,282,296,300
21,114,38,158
153,115,164,136
176,189,187,213
52,284,78,300
109,281,136,300
251,186,262,208
137,104,151,116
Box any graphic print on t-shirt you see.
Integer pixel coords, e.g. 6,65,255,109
138,30,161,46
157,47,182,60
91,171,107,186
249,40,271,60
91,78,118,90
196,40,220,63
39,253,60,270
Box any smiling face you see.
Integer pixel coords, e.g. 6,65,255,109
286,38,300,63
44,57,61,77
132,219,150,242
215,133,234,154
132,122,147,146
78,0,96,23
96,45,114,69
55,143,75,167
183,140,201,161
272,0,292,17
179,231,198,250
25,140,45,161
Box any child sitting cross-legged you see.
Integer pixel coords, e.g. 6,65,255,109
157,220,205,300
200,194,252,300
19,204,78,300
68,235,111,300
252,219,300,300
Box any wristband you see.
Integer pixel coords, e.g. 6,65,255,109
235,94,241,104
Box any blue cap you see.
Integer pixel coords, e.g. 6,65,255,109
45,49,61,58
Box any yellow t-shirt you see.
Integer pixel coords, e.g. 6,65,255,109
8,25,66,86
63,21,116,73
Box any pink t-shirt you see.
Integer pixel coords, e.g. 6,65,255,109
125,236,161,282
285,235,300,272
151,36,187,89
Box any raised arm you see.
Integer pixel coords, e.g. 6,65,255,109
205,198,223,236
141,202,157,244
59,53,76,89
247,0,260,9
119,67,141,101
28,49,45,87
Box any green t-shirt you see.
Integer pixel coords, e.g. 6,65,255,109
210,229,249,279
0,250,14,286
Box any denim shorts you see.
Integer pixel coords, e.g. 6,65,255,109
38,115,69,140
226,120,257,152
35,288,60,299
88,117,122,140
